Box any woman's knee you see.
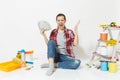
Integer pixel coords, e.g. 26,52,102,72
72,59,81,69
47,40,57,58
47,40,56,53
48,40,55,46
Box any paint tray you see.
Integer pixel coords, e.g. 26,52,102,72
0,61,21,72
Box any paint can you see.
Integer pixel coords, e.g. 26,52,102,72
100,32,108,41
100,61,108,71
25,50,34,67
108,61,117,73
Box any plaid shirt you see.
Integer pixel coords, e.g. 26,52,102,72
49,28,75,57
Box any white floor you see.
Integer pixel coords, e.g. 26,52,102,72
0,54,120,80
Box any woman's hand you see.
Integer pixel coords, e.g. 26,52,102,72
39,28,48,44
40,28,45,36
74,20,80,34
73,20,80,46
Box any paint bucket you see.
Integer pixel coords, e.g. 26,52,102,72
25,50,34,67
100,61,108,71
108,61,117,73
100,32,108,41
25,50,34,63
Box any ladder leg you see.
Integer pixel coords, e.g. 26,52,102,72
108,27,113,40
111,30,120,61
86,41,101,66
111,46,116,61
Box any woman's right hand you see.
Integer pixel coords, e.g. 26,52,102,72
40,28,45,36
39,28,48,44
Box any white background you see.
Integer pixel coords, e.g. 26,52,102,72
0,0,120,80
0,0,120,61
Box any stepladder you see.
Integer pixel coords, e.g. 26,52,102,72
86,26,120,67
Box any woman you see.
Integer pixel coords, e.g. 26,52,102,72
40,13,81,76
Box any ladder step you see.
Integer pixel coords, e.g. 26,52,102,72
116,50,120,53
94,52,111,59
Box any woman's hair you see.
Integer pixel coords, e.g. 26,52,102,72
56,13,66,21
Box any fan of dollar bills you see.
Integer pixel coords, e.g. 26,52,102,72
38,21,51,31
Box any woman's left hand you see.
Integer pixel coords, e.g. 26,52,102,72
74,20,80,34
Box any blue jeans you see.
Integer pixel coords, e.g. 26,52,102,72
47,40,81,69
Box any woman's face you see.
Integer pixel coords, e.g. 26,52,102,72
56,16,66,30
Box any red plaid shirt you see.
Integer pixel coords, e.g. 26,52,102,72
49,28,75,57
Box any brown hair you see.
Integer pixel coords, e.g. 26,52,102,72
56,13,66,21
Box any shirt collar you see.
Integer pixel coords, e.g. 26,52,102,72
57,26,67,33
